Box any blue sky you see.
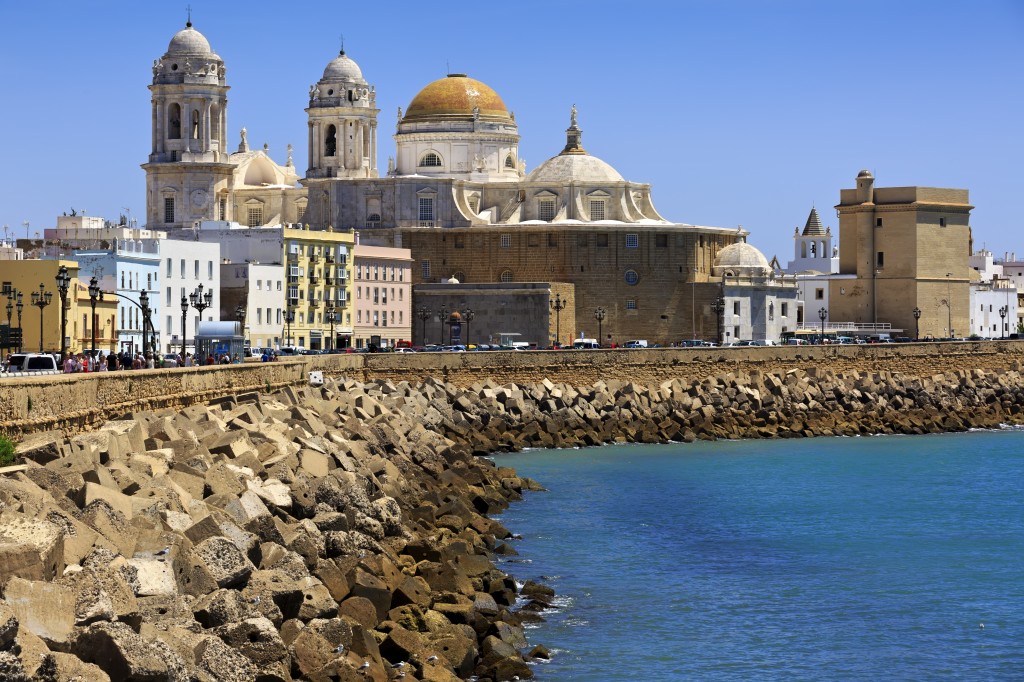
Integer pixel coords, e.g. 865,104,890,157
1,1,1021,261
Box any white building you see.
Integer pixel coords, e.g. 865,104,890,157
713,242,802,343
783,208,839,275
969,280,1017,339
221,262,284,350
159,238,222,354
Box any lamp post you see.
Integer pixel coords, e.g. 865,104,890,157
691,267,698,339
417,307,431,345
285,306,295,347
180,294,189,356
139,289,152,359
550,293,566,348
594,307,606,347
912,306,921,341
999,305,1008,340
88,276,102,362
462,308,475,346
945,272,953,339
30,283,52,352
325,303,337,351
55,265,70,359
4,296,11,350
439,304,449,346
15,291,24,352
189,283,213,345
710,297,725,345
235,301,247,347
818,306,827,343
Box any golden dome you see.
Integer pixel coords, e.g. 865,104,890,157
404,74,511,122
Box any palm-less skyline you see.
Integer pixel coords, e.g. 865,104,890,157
1,1,1020,262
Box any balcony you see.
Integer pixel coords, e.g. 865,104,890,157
326,254,335,264
287,252,299,263
310,275,319,284
309,299,320,309
309,255,319,264
288,275,299,284
325,275,334,285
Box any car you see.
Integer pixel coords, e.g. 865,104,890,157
393,347,416,354
3,353,60,375
751,339,777,346
162,353,179,368
680,339,708,348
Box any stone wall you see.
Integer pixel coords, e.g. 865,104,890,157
3,341,1023,439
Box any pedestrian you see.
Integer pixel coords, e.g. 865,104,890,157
206,353,215,365
63,354,74,373
184,353,193,367
98,354,108,371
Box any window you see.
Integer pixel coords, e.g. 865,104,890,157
769,302,775,321
419,152,442,167
418,197,434,226
538,199,555,221
247,206,263,227
548,234,558,248
256,280,262,291
626,233,638,248
505,154,515,169
325,125,337,157
366,213,381,229
815,288,824,300
500,234,511,248
168,103,182,139
781,303,789,317
656,234,668,248
208,261,213,279
597,234,608,248
876,218,883,227
147,273,152,289
626,299,637,310
194,260,199,278
877,251,884,267
624,270,639,285
422,260,431,280
500,270,514,283
164,197,174,224
528,235,539,247
733,301,740,315
590,200,606,221
455,235,465,249
256,309,262,324
166,258,172,277
939,217,946,227
166,287,171,305
219,198,227,221
577,235,588,247
180,259,185,278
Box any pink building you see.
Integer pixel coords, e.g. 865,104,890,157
352,244,413,349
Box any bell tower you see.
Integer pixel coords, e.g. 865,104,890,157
306,49,378,180
142,20,235,230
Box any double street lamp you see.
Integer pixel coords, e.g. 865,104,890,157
30,283,53,352
139,289,153,359
325,303,338,351
594,307,606,347
189,284,214,350
15,292,24,352
235,301,247,347
417,307,431,345
438,304,449,346
180,294,190,356
710,297,725,345
285,304,295,347
550,293,566,348
912,306,921,341
88,276,102,361
999,305,1008,340
818,306,828,342
462,308,475,346
55,265,71,359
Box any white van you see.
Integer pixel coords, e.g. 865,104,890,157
623,340,649,348
573,339,600,349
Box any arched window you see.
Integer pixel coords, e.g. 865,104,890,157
499,270,514,283
366,213,381,229
505,154,515,169
168,103,181,139
191,109,200,139
452,271,467,283
325,125,337,157
210,104,220,141
419,152,442,167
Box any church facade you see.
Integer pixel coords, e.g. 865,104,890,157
144,21,757,345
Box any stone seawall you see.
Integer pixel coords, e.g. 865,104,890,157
3,341,1023,440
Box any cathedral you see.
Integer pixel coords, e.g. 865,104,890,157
143,20,788,344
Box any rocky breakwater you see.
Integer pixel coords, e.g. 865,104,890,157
0,379,545,682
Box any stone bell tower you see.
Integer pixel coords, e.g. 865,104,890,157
142,20,235,230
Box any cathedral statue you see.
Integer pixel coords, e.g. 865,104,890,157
570,103,578,127
287,144,294,166
238,127,249,152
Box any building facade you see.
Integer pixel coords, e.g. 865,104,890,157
220,262,284,350
159,238,222,354
828,171,973,339
352,244,412,349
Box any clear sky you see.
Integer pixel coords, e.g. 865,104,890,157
1,1,1021,262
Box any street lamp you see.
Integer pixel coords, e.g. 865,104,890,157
594,307,606,346
189,283,214,343
30,283,52,352
818,306,827,343
235,301,247,346
55,265,71,359
417,307,431,345
945,272,953,339
999,305,1008,339
88,276,102,362
550,293,566,348
912,306,921,341
439,304,449,346
691,267,698,339
462,309,475,346
180,294,190,356
285,306,295,347
710,297,725,345
15,291,24,352
325,303,337,351
139,289,152,359
4,296,11,345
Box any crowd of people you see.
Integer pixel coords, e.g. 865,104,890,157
56,350,247,373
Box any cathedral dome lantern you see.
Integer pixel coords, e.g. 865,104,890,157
321,51,364,82
166,23,217,57
394,74,520,181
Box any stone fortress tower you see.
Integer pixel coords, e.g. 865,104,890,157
143,20,234,229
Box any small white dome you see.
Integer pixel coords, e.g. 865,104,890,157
322,51,363,82
714,242,770,274
527,154,624,183
166,23,214,55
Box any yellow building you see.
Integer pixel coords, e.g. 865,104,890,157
1,260,118,355
283,225,355,350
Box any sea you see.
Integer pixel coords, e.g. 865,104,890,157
492,430,1024,681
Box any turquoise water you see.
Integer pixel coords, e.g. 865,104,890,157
494,432,1024,680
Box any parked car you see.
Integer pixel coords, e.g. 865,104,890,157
3,353,61,375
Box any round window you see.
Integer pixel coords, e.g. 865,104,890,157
328,89,334,95
171,64,178,71
625,270,640,285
